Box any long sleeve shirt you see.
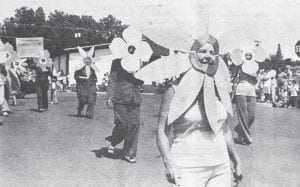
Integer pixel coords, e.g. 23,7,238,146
107,59,143,105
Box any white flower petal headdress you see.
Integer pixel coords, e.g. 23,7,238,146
0,41,17,66
35,49,53,71
13,58,27,74
231,44,267,76
75,46,99,72
109,27,153,73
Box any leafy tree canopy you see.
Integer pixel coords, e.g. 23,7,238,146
0,7,127,56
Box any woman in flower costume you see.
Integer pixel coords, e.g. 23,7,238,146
230,45,266,145
7,59,27,106
107,4,242,186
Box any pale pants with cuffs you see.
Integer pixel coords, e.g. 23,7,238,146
173,162,231,187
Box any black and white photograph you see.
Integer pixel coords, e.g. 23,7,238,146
0,0,299,186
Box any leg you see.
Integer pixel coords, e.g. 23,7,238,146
123,104,140,158
107,104,128,147
0,86,4,122
234,95,252,143
77,95,87,116
54,89,58,104
12,95,17,106
86,93,97,118
206,162,232,187
36,86,43,110
50,88,54,103
246,96,256,130
42,87,49,109
2,99,10,116
176,166,213,187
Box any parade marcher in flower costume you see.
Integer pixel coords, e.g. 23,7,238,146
230,44,266,145
74,46,99,119
106,4,243,185
0,42,17,117
105,27,153,163
28,50,53,112
0,41,17,120
7,58,27,106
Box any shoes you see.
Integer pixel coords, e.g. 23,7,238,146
124,156,137,163
3,111,8,117
38,108,47,113
107,146,115,154
50,101,54,104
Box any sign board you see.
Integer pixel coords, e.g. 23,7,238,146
295,40,300,57
16,37,44,58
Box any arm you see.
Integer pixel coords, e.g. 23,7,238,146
156,87,182,185
223,122,243,181
0,64,7,76
107,71,117,97
106,60,120,107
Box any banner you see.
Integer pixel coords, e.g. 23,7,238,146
16,37,44,58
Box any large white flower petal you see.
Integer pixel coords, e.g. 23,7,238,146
122,27,142,46
253,46,267,63
121,54,141,73
109,38,128,59
136,41,153,62
135,53,192,83
231,49,243,66
242,60,258,76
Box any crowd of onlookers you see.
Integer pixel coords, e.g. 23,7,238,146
256,66,300,108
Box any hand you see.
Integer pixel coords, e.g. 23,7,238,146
233,164,243,182
106,99,113,109
164,161,183,186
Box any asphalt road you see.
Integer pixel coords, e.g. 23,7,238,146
0,92,299,187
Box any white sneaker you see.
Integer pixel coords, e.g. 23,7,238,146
3,111,8,117
107,146,115,154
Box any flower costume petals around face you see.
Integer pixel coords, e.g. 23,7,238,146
36,49,53,71
0,41,18,66
75,46,100,73
13,59,27,75
231,45,267,76
109,27,153,73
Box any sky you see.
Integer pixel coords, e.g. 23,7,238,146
0,0,300,60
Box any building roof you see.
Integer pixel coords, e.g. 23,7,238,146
64,43,110,53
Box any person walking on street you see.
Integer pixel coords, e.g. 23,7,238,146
74,46,98,119
105,58,143,163
28,52,53,112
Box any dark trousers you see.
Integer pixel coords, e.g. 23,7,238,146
109,103,140,157
234,95,256,143
77,93,97,117
289,96,298,108
36,86,49,110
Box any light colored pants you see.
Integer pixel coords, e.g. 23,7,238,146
2,99,10,112
174,162,231,187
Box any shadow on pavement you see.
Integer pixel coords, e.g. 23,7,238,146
67,114,83,118
29,109,40,112
91,147,123,160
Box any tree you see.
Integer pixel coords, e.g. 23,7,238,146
0,7,126,57
98,15,127,42
272,43,284,71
